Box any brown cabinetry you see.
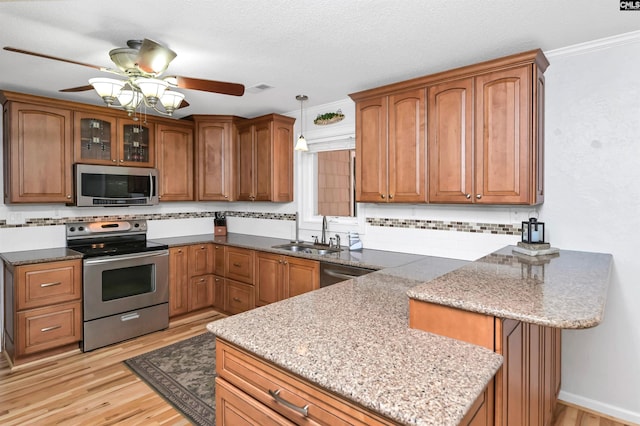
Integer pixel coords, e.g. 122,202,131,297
223,247,255,314
350,49,548,206
256,252,319,306
216,339,398,426
73,112,155,167
409,300,560,426
353,89,426,203
168,244,215,318
193,115,242,201
428,61,545,204
3,259,82,365
156,122,194,201
236,114,295,202
2,97,74,204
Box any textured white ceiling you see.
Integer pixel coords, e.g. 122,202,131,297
1,0,639,119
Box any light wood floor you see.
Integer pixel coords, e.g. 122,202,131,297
0,308,634,426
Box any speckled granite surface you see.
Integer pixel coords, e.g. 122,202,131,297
208,257,502,426
0,247,83,266
151,232,425,270
407,246,613,329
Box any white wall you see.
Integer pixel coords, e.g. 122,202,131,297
1,32,639,423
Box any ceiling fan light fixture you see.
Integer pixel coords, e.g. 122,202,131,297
89,77,125,106
160,90,185,115
134,78,169,106
117,88,143,115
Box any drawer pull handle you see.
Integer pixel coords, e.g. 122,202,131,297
232,262,241,267
121,313,140,322
41,325,61,332
268,389,309,417
40,281,62,288
232,297,241,302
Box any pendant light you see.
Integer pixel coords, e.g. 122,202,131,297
295,94,309,151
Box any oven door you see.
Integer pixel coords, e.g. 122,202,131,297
83,249,169,321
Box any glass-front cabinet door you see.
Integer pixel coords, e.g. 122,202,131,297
74,112,117,165
118,118,155,167
73,112,155,167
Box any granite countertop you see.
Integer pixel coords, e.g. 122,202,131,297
406,246,613,329
151,232,425,270
208,255,502,426
0,247,83,266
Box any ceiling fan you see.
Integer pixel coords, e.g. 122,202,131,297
3,38,245,116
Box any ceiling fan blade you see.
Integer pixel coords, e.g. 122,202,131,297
171,76,245,96
60,85,94,93
136,38,177,75
3,46,104,70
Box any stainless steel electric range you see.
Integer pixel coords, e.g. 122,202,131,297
66,220,169,352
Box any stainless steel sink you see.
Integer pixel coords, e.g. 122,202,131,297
271,243,341,256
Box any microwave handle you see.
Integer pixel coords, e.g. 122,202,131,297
149,172,154,198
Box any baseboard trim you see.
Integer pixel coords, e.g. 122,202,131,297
558,390,640,425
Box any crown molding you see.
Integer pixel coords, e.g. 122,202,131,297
545,30,640,58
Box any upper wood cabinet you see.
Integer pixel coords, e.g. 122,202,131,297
354,89,426,203
156,122,194,201
236,114,295,202
2,97,74,204
73,112,156,167
351,49,548,206
192,115,243,201
428,63,545,204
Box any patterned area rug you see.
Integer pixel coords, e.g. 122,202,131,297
124,332,216,425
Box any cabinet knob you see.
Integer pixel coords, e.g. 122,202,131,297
224,195,228,199
388,194,393,199
66,194,72,199
465,193,471,199
112,159,117,163
476,194,482,199
380,194,386,199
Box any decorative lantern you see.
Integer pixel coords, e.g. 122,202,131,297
521,218,545,244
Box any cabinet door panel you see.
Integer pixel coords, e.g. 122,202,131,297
189,244,214,276
189,275,215,311
285,257,319,299
428,79,474,203
388,89,426,202
272,121,293,201
256,253,283,306
169,246,189,317
6,103,73,203
355,97,388,202
254,121,272,201
197,120,234,201
237,125,254,200
157,124,194,201
74,112,117,164
475,66,531,204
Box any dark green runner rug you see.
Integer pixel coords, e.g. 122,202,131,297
124,332,216,425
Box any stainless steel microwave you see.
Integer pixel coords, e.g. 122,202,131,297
75,164,159,207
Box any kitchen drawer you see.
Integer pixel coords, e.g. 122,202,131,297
224,279,255,315
216,377,295,426
16,259,81,310
217,339,395,426
16,301,82,356
225,247,255,284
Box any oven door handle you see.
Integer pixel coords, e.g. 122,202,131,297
84,250,169,265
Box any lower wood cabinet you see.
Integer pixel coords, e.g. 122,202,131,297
216,339,397,426
409,300,560,426
256,252,319,306
224,279,255,315
169,244,215,318
3,259,82,365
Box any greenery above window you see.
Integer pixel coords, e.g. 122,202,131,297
314,110,345,125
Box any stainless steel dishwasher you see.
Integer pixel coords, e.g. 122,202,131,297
320,262,375,287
